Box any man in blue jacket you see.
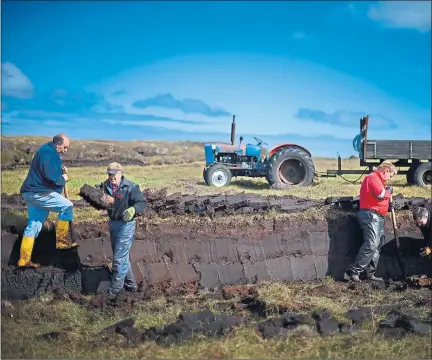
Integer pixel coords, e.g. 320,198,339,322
100,162,147,298
18,134,78,268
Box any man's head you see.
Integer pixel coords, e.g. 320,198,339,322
52,134,70,154
106,162,123,185
413,206,429,227
377,160,398,182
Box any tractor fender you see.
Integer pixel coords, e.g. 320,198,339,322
268,143,312,158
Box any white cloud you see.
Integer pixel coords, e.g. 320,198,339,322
292,31,306,40
88,52,430,143
1,62,35,98
367,1,431,33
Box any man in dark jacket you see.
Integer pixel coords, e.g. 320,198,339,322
100,162,147,298
18,134,78,268
412,207,431,258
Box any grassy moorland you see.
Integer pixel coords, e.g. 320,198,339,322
1,140,431,360
1,135,205,168
2,156,430,220
1,279,431,359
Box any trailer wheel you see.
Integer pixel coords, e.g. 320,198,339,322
414,162,432,187
204,164,232,187
266,147,315,189
406,164,419,185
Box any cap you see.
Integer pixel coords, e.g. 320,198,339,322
106,162,123,175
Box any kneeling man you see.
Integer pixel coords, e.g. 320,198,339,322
412,206,431,259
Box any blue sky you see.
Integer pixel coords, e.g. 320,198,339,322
1,1,431,157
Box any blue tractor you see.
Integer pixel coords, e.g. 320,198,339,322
203,116,316,188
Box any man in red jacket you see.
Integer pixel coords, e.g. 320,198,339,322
345,161,398,282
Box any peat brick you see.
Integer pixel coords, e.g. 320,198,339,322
242,261,270,283
168,263,199,286
210,238,238,263
130,240,159,264
193,263,220,289
217,263,247,286
291,255,317,281
266,257,294,281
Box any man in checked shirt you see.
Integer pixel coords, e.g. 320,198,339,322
344,160,398,282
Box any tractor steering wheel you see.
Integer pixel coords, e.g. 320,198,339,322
254,137,268,147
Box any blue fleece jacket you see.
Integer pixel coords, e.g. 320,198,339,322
20,141,66,194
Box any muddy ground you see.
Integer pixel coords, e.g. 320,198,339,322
2,279,431,350
2,190,431,301
2,185,430,216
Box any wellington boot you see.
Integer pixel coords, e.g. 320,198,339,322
17,236,40,268
56,220,79,250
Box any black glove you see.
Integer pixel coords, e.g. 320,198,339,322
385,186,393,194
388,202,393,212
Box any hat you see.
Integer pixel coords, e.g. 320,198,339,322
106,162,123,175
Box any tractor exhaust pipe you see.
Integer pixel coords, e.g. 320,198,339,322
231,115,236,145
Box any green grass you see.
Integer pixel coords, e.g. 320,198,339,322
1,156,431,359
1,158,429,223
1,279,431,359
2,157,430,200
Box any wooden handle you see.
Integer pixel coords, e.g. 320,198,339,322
64,182,69,199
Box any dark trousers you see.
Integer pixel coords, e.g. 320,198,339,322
348,210,384,277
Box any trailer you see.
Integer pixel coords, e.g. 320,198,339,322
325,115,431,187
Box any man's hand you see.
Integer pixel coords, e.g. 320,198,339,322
419,246,431,257
388,202,393,212
385,186,393,194
62,166,68,174
62,174,68,182
99,210,108,216
123,207,136,222
101,194,115,205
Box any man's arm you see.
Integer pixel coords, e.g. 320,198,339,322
40,152,66,186
130,185,147,215
369,176,391,200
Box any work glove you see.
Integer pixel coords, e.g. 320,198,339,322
101,193,115,205
385,186,393,194
388,202,393,212
62,166,68,174
419,246,431,258
123,207,136,222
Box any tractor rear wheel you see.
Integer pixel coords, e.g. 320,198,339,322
266,147,315,189
413,162,432,187
406,164,419,185
204,164,232,187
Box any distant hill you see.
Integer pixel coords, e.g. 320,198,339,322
1,136,206,170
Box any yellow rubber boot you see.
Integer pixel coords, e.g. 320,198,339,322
17,236,40,268
56,220,79,250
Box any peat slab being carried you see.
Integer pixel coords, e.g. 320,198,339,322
2,193,431,300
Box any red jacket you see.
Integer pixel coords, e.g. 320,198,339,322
359,170,391,216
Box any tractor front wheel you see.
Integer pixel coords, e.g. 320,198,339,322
266,147,315,189
203,164,232,187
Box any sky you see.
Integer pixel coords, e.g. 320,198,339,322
1,0,431,157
